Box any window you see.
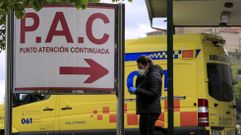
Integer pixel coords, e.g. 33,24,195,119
207,63,233,102
13,94,50,107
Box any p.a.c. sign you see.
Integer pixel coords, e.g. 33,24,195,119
14,4,117,93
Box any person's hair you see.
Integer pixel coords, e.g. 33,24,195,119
136,55,154,66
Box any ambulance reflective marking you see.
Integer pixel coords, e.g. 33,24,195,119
126,49,201,90
126,71,138,89
125,50,182,62
126,70,168,90
195,49,201,57
89,104,138,125
164,99,180,112
125,49,201,62
163,99,197,127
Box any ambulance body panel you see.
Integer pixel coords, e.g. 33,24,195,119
0,34,236,135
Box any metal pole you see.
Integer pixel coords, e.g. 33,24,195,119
238,37,241,53
5,7,14,135
167,0,174,135
116,3,125,135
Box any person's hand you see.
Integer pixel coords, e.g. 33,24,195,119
128,87,137,94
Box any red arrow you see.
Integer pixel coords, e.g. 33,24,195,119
59,59,109,83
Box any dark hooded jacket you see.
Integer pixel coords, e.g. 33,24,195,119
135,65,163,114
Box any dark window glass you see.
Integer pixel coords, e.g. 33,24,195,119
13,94,50,106
207,63,233,102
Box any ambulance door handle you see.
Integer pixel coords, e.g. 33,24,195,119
214,103,218,107
125,98,136,102
61,106,72,110
43,107,54,111
226,111,231,115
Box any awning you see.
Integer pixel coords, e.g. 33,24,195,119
145,0,241,26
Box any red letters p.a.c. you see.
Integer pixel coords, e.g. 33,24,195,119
20,12,39,43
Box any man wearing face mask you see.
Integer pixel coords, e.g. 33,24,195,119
128,55,163,135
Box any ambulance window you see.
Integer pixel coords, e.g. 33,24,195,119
207,63,233,102
13,94,50,106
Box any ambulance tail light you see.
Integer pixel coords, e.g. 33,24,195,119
198,99,209,127
182,50,194,58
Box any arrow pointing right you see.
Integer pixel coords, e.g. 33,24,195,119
59,59,109,83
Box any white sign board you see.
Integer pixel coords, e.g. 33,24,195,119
14,4,116,92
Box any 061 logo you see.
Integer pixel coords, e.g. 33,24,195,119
21,118,33,124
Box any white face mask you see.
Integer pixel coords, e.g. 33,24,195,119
138,69,146,76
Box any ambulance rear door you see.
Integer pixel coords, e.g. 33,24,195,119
204,44,236,134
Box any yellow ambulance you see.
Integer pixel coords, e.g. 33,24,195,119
0,33,237,135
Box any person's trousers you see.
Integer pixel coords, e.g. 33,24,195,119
139,113,160,135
